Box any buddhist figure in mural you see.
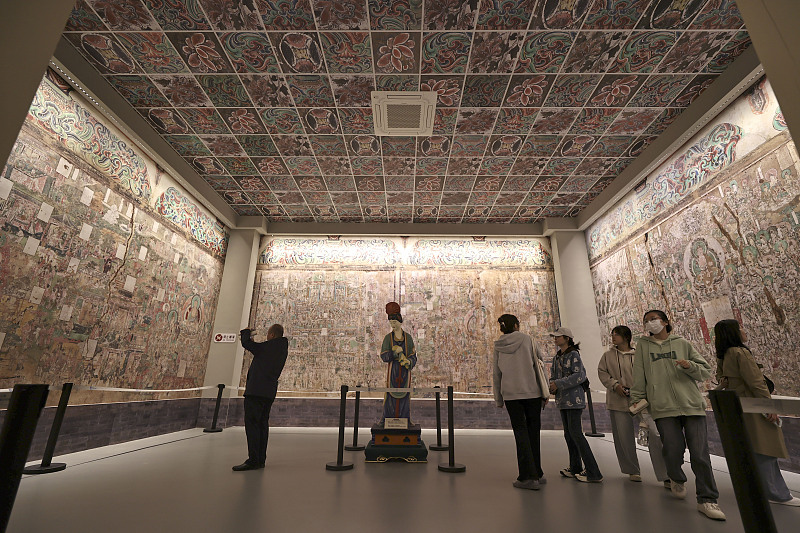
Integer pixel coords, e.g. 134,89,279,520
380,302,417,424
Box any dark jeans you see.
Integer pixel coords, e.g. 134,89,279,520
655,415,719,503
244,395,275,465
560,408,602,479
505,397,544,481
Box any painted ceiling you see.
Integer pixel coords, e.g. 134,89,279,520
61,0,751,224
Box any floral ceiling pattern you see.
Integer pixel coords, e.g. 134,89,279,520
62,0,750,224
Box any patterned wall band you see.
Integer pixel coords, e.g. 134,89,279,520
588,122,742,261
260,237,552,268
155,187,228,256
27,79,151,200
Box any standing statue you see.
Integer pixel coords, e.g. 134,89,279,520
380,301,417,424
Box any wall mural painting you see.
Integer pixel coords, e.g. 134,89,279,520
0,72,226,403
588,76,800,396
247,237,559,398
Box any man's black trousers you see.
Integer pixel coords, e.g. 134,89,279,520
244,395,275,465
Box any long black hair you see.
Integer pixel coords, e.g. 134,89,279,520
714,319,747,359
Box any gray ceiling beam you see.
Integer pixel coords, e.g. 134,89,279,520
0,0,75,172
265,221,545,236
735,0,800,143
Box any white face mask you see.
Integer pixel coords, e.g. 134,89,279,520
644,319,665,335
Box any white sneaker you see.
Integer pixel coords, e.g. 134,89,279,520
697,502,726,521
629,474,642,482
770,496,800,507
670,480,687,499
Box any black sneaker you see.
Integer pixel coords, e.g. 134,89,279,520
559,468,575,478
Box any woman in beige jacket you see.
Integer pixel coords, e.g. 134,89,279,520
598,325,668,485
714,319,799,506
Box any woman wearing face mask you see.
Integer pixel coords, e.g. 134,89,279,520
548,327,602,483
631,310,726,521
713,319,799,506
598,325,668,484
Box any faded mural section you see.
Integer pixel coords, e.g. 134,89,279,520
246,237,559,397
587,77,800,397
0,71,227,403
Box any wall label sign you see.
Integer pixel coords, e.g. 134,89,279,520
213,333,237,343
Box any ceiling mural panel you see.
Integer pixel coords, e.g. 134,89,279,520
62,0,750,223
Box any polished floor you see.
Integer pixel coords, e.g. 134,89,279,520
10,427,799,533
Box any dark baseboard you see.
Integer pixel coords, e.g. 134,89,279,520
3,397,797,473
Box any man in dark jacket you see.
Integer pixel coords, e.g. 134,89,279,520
233,324,289,471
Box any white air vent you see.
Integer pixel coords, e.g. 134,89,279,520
371,91,436,136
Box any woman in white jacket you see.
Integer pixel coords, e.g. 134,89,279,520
494,314,548,490
598,325,668,485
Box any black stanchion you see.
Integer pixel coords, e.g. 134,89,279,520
710,390,777,533
326,385,354,471
438,386,465,473
204,383,225,433
429,386,448,451
23,382,73,474
345,388,365,451
0,384,50,533
584,386,604,437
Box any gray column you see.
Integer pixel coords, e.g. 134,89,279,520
736,0,800,142
550,231,605,393
0,0,75,169
203,229,262,398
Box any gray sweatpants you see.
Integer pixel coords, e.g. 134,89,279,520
655,415,719,503
609,409,668,480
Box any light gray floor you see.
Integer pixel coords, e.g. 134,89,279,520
9,428,799,533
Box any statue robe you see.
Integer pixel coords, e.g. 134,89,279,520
380,330,417,421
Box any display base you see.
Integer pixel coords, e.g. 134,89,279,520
438,462,466,473
203,427,223,433
326,461,354,471
365,423,428,463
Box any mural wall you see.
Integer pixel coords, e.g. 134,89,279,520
246,237,559,397
0,71,227,403
587,77,800,397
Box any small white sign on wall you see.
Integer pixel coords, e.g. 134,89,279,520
59,305,73,321
67,257,80,273
213,333,237,343
79,223,93,241
0,177,13,199
138,246,148,261
116,243,126,259
0,332,6,350
56,157,73,177
30,286,45,305
156,288,166,301
123,275,136,292
80,187,94,206
23,237,40,255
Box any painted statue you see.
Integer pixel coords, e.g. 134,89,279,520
380,302,417,424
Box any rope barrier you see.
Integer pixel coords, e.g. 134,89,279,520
71,385,218,393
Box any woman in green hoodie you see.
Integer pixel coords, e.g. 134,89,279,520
630,310,726,521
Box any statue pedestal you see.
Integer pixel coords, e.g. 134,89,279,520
365,423,428,463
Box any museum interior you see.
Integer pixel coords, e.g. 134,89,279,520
0,1,799,532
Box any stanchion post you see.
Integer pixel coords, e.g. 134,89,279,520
584,386,604,437
710,390,777,533
204,384,225,433
0,384,50,533
438,385,465,473
429,385,448,451
326,385,354,471
23,382,73,474
345,388,365,451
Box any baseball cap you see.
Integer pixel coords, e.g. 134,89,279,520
549,327,574,338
